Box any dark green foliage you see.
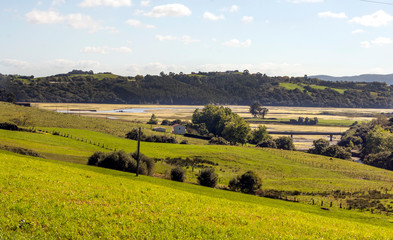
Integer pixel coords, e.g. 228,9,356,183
289,117,318,125
88,151,154,176
308,138,330,154
170,167,186,182
197,168,218,188
249,125,271,144
256,138,277,148
249,103,268,118
180,140,188,144
126,128,178,144
3,71,393,108
363,151,393,171
0,122,18,131
322,145,351,160
274,136,295,150
229,171,262,194
209,137,229,145
147,114,158,124
193,105,250,145
0,144,42,158
163,157,218,168
0,89,16,103
87,151,106,166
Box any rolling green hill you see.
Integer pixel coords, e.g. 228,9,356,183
2,101,393,238
2,151,393,239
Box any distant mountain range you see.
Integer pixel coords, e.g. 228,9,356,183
311,74,393,85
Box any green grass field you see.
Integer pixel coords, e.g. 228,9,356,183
279,82,346,94
2,151,393,239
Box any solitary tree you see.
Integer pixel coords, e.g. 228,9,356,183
249,102,268,119
147,114,158,124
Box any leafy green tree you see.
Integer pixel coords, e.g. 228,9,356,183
274,136,295,150
197,168,218,188
222,117,250,145
364,125,393,155
249,103,268,119
147,114,158,124
308,138,330,154
229,171,262,194
249,125,271,144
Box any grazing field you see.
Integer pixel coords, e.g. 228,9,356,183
2,151,393,239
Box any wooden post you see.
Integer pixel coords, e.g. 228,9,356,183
136,127,141,176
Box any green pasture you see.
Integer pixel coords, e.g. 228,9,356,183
279,82,346,94
2,151,393,239
2,127,393,193
245,117,356,127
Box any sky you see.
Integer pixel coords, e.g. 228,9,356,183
1,0,393,77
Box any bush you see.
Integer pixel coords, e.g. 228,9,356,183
197,168,218,188
0,144,42,158
308,138,330,154
274,136,295,150
0,122,18,131
209,137,229,145
170,167,186,182
87,151,154,176
180,140,188,144
229,171,262,194
322,145,351,160
256,138,277,148
87,151,106,166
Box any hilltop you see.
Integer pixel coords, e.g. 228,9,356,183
1,70,393,108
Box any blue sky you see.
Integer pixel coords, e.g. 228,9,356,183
1,0,393,77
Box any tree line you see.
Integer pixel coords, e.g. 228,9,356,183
1,71,393,108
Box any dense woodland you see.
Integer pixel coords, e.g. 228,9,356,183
0,70,392,107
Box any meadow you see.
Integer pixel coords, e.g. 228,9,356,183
2,151,393,239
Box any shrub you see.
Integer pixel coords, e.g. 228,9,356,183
209,137,229,145
170,167,186,182
88,151,154,175
229,171,262,194
308,138,330,154
0,144,42,158
274,136,295,150
180,140,188,144
147,114,158,124
256,138,277,148
322,145,351,160
197,168,218,188
0,122,18,131
87,151,106,166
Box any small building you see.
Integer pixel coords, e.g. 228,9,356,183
172,124,186,135
153,127,166,133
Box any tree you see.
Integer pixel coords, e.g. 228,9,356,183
274,136,295,150
170,167,186,182
222,117,250,145
249,102,262,118
147,114,158,124
197,168,218,188
308,138,330,154
249,125,271,144
229,171,262,194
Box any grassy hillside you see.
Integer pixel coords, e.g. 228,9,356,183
2,151,393,239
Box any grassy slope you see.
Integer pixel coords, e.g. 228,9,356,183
279,82,346,94
2,151,393,239
2,128,393,193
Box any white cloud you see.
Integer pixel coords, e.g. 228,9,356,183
79,0,132,8
155,35,199,44
229,5,239,13
361,37,393,48
196,62,304,76
242,16,254,23
360,41,371,48
52,0,66,6
352,29,364,34
349,10,393,27
67,13,102,33
140,0,149,6
318,11,347,19
127,62,185,75
222,39,251,48
126,19,155,29
81,46,132,54
49,59,101,70
144,4,191,17
25,10,114,33
25,10,65,24
0,59,30,69
289,0,323,3
203,12,225,21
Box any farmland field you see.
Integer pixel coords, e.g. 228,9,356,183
3,102,393,238
34,103,388,149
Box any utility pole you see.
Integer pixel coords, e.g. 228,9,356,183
136,127,141,176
